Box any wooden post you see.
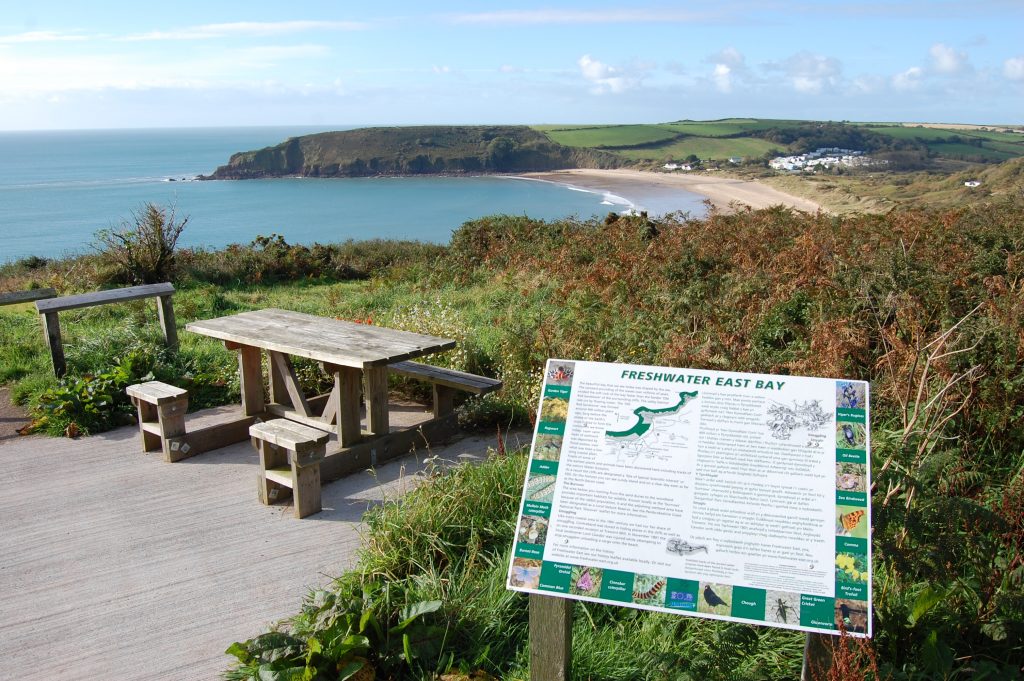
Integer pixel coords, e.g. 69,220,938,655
41,311,66,378
268,350,288,404
529,594,572,681
237,345,265,416
336,366,363,446
156,294,178,349
801,633,832,681
433,384,456,418
364,365,389,437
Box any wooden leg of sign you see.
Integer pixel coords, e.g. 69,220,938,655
801,632,832,681
529,594,572,681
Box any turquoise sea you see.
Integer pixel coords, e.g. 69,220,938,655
0,127,706,264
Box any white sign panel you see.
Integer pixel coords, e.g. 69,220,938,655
507,360,871,637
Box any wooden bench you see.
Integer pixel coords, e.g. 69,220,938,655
0,288,56,306
250,419,330,519
126,381,188,462
389,361,502,417
35,282,177,377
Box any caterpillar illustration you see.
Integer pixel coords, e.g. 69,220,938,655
632,579,666,601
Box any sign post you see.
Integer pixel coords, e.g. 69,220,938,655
509,360,872,675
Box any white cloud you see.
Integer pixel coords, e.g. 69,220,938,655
450,9,733,25
710,47,746,70
499,64,521,73
765,52,842,93
892,66,923,90
712,64,732,93
122,20,366,41
577,54,639,94
432,65,451,74
1004,56,1024,80
0,30,90,43
929,43,968,74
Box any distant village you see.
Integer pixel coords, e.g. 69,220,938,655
767,147,883,171
662,147,887,173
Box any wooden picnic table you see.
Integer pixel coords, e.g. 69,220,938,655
186,308,456,446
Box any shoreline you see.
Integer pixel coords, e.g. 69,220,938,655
520,168,824,214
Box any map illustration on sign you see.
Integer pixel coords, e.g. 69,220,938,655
604,391,698,462
507,360,873,637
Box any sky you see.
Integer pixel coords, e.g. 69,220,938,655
1,1,1022,130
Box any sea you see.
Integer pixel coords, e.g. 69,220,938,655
0,127,707,264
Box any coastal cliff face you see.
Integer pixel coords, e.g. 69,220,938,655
207,125,623,179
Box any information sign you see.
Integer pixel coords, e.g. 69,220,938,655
506,360,872,637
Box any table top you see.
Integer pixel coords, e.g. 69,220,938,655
186,308,456,369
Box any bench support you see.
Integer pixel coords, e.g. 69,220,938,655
41,312,66,378
127,381,189,462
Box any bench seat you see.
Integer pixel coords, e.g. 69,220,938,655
126,381,189,462
250,419,329,519
389,360,502,419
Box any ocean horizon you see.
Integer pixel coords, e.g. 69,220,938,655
0,127,706,264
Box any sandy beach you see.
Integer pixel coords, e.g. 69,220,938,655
522,168,823,214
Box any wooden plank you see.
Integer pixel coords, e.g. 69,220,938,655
164,415,259,462
126,381,188,405
237,345,265,416
268,350,288,404
529,595,573,681
318,414,459,482
41,311,66,378
269,351,311,417
156,295,178,349
35,282,175,313
390,361,502,394
264,467,294,488
0,288,56,306
265,404,335,434
292,459,323,518
336,365,362,447
364,365,389,437
249,418,329,452
186,308,455,369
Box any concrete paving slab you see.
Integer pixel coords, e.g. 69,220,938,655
0,410,530,680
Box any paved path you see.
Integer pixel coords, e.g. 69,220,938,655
0,406,529,680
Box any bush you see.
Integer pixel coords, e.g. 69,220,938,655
94,202,188,284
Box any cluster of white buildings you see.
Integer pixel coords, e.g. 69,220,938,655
769,147,879,171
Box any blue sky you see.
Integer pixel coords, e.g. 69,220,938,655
1,1,1022,130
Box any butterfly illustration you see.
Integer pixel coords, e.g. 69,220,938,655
838,509,865,533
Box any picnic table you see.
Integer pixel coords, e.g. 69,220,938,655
186,308,457,447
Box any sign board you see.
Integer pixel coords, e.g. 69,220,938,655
506,360,871,637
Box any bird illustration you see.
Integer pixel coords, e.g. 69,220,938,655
703,585,728,608
842,424,856,446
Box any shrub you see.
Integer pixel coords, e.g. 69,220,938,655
94,202,188,284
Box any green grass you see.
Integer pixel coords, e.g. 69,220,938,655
661,119,799,137
538,125,681,149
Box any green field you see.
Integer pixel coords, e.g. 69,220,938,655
539,124,680,148
534,119,1024,164
612,136,785,162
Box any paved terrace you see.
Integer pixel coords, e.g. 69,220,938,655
0,403,527,680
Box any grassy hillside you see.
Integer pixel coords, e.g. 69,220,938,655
535,118,1024,166
2,197,1023,679
208,125,623,179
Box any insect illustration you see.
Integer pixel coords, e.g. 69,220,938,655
703,585,728,608
774,598,793,623
632,580,666,601
842,424,856,446
838,509,865,533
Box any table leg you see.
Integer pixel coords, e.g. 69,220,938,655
268,349,288,405
364,365,389,437
238,345,265,416
336,366,363,446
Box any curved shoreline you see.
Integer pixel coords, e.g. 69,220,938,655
520,168,824,214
